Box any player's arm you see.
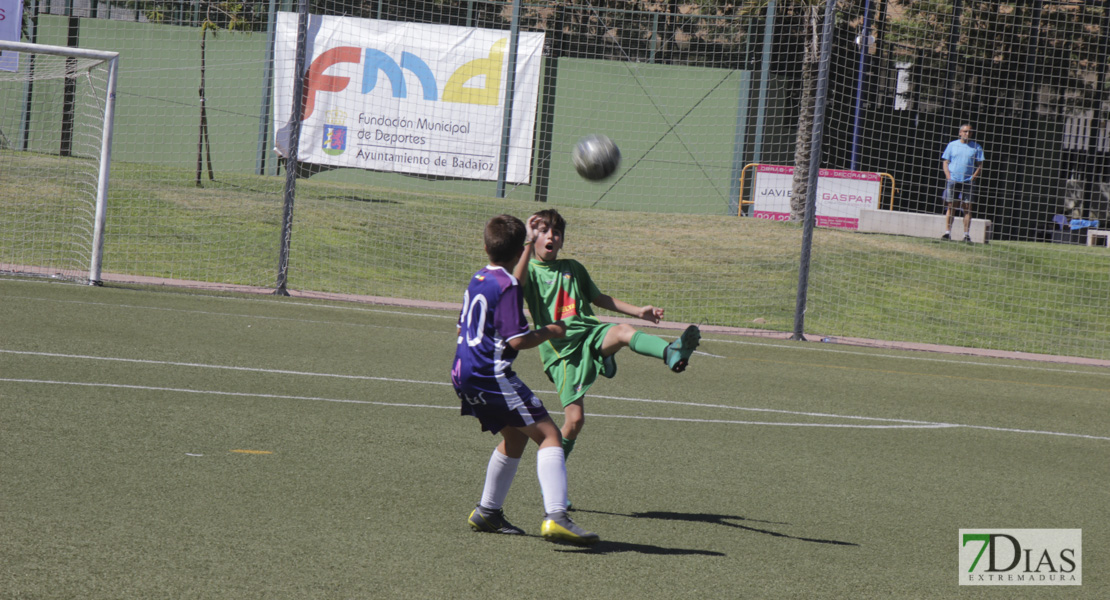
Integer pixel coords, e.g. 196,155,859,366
942,159,951,181
511,215,542,288
495,282,562,350
507,322,567,350
510,241,531,288
972,161,984,181
593,293,663,324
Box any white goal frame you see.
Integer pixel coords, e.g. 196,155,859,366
0,40,119,284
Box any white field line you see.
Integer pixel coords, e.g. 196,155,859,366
0,289,457,321
710,337,1110,377
2,350,1107,440
3,287,1108,376
0,377,956,431
0,349,454,385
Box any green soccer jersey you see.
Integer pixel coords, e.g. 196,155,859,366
522,258,605,370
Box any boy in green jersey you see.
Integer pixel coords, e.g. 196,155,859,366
512,209,700,461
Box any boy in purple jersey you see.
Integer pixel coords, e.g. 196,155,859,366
451,214,598,546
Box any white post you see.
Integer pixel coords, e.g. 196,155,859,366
89,54,118,285
0,39,117,62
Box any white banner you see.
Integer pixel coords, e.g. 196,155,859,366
0,0,23,72
273,14,544,183
752,164,881,229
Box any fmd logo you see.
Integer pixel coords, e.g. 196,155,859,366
959,529,1081,586
302,39,507,120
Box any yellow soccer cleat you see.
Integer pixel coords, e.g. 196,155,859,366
468,505,525,535
541,511,599,546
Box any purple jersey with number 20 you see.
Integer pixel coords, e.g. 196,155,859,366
451,265,548,433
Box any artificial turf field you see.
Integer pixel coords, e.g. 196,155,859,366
1,277,1108,599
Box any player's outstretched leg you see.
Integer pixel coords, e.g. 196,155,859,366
468,505,525,535
541,511,599,546
664,325,701,373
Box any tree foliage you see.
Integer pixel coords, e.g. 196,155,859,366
134,0,266,31
889,0,1108,114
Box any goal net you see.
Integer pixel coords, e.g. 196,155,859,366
0,40,118,284
809,0,1110,359
266,3,802,327
1,2,1105,361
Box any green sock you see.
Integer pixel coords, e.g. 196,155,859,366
629,331,669,360
561,436,576,458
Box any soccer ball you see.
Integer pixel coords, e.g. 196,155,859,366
572,134,620,181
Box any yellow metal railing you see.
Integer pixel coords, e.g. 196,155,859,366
736,163,759,211
878,173,896,210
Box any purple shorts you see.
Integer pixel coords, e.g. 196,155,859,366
454,373,550,434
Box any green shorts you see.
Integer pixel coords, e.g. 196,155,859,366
544,322,616,408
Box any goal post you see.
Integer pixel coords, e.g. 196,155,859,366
0,40,118,285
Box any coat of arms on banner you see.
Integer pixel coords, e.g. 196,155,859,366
322,109,347,156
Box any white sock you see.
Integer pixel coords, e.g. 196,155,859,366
945,230,951,235
479,449,519,510
536,446,568,515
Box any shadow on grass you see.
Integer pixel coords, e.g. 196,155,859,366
576,509,858,548
342,195,402,204
548,538,726,556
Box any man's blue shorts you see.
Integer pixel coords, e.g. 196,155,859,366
455,373,550,434
943,180,975,205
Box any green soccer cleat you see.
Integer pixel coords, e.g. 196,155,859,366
468,505,525,535
541,511,599,546
664,325,701,373
601,353,617,379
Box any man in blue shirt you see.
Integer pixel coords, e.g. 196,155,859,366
941,124,985,242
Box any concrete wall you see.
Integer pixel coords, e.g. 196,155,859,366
857,208,993,244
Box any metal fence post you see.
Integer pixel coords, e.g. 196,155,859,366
275,0,309,295
791,0,837,341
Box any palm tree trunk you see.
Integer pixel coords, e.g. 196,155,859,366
791,4,822,220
